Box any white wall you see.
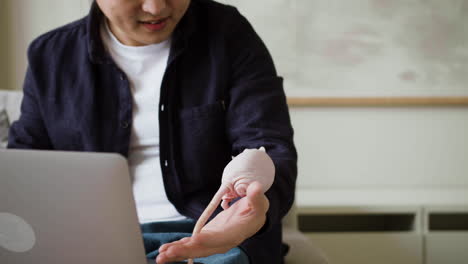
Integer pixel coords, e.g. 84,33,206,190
4,0,90,90
291,106,468,206
292,107,468,188
0,0,11,90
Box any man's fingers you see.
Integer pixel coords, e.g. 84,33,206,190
158,244,170,252
157,241,192,263
156,236,230,264
158,237,190,252
156,249,186,264
246,181,269,212
221,199,231,210
246,181,263,198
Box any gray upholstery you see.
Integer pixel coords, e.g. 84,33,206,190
0,90,22,148
0,90,22,123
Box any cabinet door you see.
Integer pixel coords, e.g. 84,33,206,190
425,207,468,264
306,233,422,264
299,207,423,264
426,232,468,264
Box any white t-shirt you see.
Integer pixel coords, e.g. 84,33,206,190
100,21,186,223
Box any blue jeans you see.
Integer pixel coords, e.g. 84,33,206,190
140,219,250,264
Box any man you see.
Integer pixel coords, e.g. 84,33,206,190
8,0,297,263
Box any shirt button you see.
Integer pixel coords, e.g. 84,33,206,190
164,160,168,167
161,104,165,112
121,121,129,128
120,74,125,81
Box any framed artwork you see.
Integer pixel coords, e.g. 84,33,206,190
220,0,468,106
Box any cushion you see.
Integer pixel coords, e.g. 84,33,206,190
0,90,23,148
0,109,9,148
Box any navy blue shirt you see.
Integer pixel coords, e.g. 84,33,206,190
8,1,297,262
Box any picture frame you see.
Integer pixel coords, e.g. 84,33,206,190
221,0,468,107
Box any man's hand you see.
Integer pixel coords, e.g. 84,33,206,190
155,181,269,264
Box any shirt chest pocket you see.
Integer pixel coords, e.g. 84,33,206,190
177,101,231,190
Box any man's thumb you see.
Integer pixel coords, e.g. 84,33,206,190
246,181,263,199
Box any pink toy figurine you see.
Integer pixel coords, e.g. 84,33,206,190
187,147,275,264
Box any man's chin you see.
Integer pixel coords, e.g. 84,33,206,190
142,34,171,45
138,26,173,44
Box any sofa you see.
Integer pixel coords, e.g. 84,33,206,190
0,89,329,264
0,90,23,148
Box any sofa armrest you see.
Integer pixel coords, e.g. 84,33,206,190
0,90,23,123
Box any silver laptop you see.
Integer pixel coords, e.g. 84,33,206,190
0,149,153,264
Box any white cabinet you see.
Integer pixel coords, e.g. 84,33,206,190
298,206,468,264
298,206,422,264
306,233,422,264
425,206,468,264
